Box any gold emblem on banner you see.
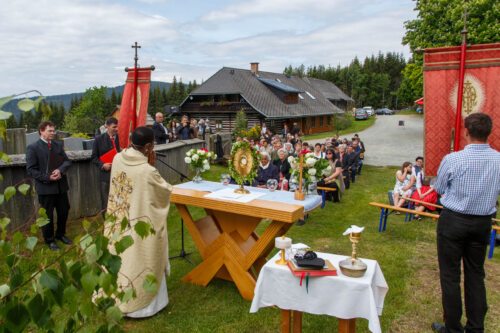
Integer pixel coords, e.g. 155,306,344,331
462,80,477,116
450,74,484,118
135,87,142,117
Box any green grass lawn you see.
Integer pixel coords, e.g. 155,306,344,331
303,116,375,141
3,164,499,332
395,109,424,116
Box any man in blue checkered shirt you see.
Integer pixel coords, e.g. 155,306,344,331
431,113,500,333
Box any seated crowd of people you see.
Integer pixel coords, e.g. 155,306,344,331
234,123,367,203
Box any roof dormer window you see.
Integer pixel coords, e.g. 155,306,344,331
305,91,316,100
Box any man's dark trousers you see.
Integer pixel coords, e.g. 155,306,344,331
100,180,110,214
38,193,70,243
437,209,491,333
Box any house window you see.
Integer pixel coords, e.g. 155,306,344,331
311,117,316,128
305,91,316,99
319,116,324,127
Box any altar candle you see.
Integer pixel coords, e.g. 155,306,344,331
275,236,292,249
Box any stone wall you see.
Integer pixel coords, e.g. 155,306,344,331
0,139,204,230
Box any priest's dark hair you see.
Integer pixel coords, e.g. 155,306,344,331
105,117,118,126
131,126,154,147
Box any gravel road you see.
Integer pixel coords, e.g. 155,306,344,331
309,115,424,166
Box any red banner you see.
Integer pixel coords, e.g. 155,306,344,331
117,68,153,149
423,43,500,175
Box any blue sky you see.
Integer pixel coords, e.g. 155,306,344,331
0,0,416,96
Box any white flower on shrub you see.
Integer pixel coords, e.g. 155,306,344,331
305,157,316,167
287,156,295,163
192,154,199,161
310,175,317,182
186,151,192,157
203,164,210,171
184,157,192,164
308,168,317,176
199,150,206,155
305,153,314,158
203,159,209,165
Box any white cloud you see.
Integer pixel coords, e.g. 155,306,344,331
0,0,416,96
201,0,347,22
0,0,178,95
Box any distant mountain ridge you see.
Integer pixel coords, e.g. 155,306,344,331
3,81,171,120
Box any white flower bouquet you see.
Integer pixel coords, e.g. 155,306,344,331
184,148,217,182
288,150,331,192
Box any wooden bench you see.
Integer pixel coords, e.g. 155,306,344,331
373,201,500,259
488,221,500,259
403,197,443,210
317,186,337,208
369,202,439,232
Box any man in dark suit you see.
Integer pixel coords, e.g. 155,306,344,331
152,112,169,144
91,117,121,214
176,115,195,140
26,121,72,251
347,145,360,183
337,145,351,189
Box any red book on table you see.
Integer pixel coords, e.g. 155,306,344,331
99,148,117,164
287,259,337,277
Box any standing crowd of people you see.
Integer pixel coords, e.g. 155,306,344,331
152,113,211,143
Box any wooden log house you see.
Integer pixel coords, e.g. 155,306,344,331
179,63,353,135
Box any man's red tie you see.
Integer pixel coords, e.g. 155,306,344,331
47,141,51,150
110,136,116,150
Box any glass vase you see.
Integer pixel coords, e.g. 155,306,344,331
193,167,203,183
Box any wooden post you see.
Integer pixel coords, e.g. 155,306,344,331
338,318,356,333
292,311,302,333
281,310,291,333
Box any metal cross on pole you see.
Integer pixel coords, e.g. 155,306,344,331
131,42,141,130
132,41,141,69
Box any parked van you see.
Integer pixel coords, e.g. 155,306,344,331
363,106,374,116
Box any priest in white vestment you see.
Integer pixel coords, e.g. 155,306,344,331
105,126,172,318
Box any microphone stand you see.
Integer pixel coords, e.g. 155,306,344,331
155,153,193,264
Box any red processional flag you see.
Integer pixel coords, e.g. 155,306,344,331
117,67,153,149
423,43,500,175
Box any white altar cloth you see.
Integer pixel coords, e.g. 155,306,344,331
250,251,388,333
174,181,321,212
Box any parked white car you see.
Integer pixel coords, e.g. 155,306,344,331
363,106,374,116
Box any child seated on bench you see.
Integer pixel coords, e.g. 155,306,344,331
411,176,438,220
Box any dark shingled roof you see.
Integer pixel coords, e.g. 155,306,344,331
305,77,354,102
257,77,303,93
185,67,347,119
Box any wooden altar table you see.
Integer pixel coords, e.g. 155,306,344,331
171,182,321,301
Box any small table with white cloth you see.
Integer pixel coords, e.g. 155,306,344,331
250,250,388,333
171,181,322,301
